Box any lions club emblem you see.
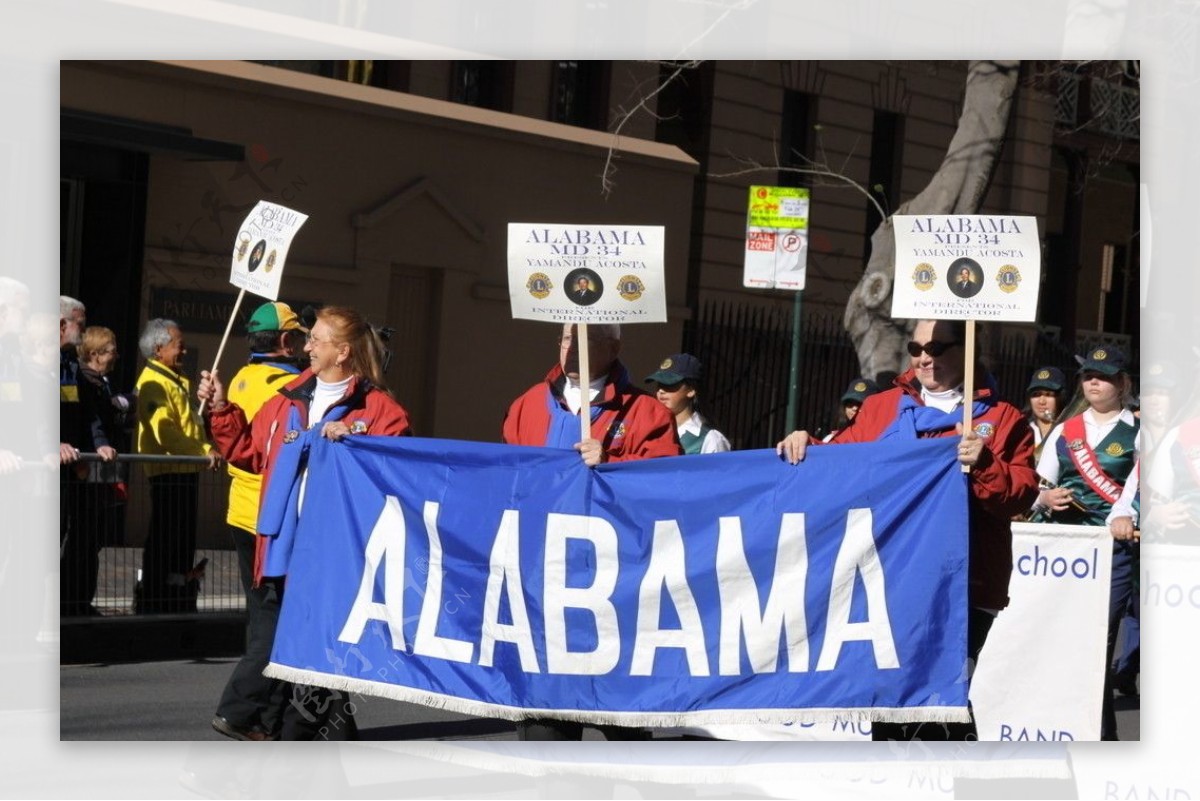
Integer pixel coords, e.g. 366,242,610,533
912,263,937,291
349,420,368,435
526,273,553,300
996,264,1021,293
617,275,645,301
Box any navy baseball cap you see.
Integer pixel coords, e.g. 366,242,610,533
1075,346,1128,376
1026,366,1065,393
840,377,878,404
1142,361,1176,391
645,353,703,385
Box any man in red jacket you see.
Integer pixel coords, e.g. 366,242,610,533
503,323,680,465
503,322,680,739
777,318,1038,741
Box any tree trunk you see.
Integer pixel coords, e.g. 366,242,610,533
844,60,1021,380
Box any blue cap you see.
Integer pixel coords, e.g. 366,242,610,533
645,353,703,385
1142,361,1176,390
840,377,879,404
1075,346,1128,376
1026,366,1065,393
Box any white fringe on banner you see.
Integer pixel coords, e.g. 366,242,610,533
264,662,971,727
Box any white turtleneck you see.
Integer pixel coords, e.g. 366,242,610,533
562,374,607,414
310,375,352,426
921,385,964,413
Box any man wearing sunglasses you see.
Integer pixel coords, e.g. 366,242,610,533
777,318,1038,741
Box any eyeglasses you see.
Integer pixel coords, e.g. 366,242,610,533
306,333,334,346
906,340,960,358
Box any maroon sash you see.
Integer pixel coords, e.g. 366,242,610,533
1062,415,1123,505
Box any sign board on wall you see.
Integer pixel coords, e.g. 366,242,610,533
743,185,808,291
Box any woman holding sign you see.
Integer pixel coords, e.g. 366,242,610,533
198,305,412,740
1032,346,1139,740
776,318,1038,742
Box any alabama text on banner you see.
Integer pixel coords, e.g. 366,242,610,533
265,436,971,727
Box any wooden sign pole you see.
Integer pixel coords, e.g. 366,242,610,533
198,287,246,416
577,322,592,442
961,319,976,473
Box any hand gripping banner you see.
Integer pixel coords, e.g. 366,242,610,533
265,436,971,727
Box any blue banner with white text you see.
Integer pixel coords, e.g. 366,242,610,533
266,436,970,726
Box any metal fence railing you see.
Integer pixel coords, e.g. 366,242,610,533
683,300,1137,451
60,454,241,618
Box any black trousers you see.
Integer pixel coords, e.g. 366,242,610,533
215,528,287,734
139,473,199,613
517,719,649,741
60,478,102,615
273,577,359,741
871,607,995,742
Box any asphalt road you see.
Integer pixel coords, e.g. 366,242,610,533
60,657,1139,742
60,657,518,741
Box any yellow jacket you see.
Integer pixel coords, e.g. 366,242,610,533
135,359,211,477
225,359,300,532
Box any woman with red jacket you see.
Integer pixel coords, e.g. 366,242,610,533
198,305,412,740
777,319,1038,741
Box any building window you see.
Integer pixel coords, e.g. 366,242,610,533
779,91,817,188
1098,242,1135,335
863,110,905,253
550,61,610,129
450,62,513,112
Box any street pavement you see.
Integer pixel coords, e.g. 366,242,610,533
60,656,1139,742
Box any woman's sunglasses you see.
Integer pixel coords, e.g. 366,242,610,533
906,340,960,358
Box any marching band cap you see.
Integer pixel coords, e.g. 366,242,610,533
1026,366,1065,393
645,353,703,385
840,377,879,404
1075,345,1128,376
1142,361,1176,390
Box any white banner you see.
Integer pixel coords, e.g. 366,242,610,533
1073,543,1198,793
228,200,309,301
743,185,809,291
890,214,1041,321
506,223,666,324
970,522,1113,742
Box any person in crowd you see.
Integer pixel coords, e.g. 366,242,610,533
59,296,86,466
199,305,412,740
1103,360,1177,698
135,319,221,614
1139,361,1176,456
644,352,730,454
63,326,135,615
2,309,60,648
820,377,879,442
1143,358,1199,543
1023,365,1066,458
210,302,307,742
1031,346,1139,740
777,318,1038,741
503,322,680,740
59,295,101,615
